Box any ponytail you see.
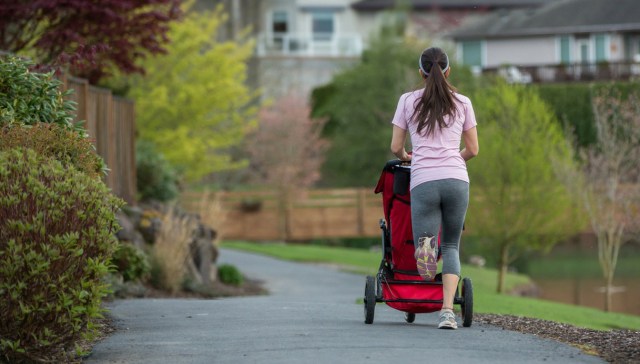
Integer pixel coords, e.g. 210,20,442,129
411,47,459,137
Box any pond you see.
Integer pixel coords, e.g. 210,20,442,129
533,277,640,316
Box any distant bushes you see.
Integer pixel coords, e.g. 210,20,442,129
534,81,640,146
0,148,123,362
136,140,179,202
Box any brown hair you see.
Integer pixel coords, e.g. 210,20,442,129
411,47,459,137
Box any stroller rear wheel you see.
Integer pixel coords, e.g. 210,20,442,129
364,276,376,324
461,277,474,327
404,313,415,323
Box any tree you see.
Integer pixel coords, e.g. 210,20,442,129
572,88,640,311
246,95,328,239
467,82,583,293
124,4,257,182
0,0,181,84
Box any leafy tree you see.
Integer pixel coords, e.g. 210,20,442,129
124,4,257,182
467,82,583,293
0,0,181,84
246,95,328,239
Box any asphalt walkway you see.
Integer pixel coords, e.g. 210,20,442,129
86,248,603,364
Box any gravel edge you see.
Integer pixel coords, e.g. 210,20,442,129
475,314,640,363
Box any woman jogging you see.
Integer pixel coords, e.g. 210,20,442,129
389,47,479,329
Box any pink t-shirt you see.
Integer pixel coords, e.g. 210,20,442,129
391,90,477,190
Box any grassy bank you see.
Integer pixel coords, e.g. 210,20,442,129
222,240,640,331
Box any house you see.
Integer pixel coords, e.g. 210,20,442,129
200,1,557,97
449,0,640,82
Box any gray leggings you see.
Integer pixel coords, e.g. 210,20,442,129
410,179,469,276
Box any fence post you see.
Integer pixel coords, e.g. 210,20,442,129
357,188,366,236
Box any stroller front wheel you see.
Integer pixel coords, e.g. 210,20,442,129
404,313,415,323
364,276,376,324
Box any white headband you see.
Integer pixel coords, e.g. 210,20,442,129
418,54,449,76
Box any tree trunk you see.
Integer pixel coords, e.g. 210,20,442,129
604,270,614,312
497,243,509,293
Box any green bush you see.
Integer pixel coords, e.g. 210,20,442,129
0,148,123,363
136,140,179,202
534,81,640,147
218,264,243,286
0,123,105,178
111,243,151,282
0,56,79,131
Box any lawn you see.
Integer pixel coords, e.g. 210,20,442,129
222,240,640,331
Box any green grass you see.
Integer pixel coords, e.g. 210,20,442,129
222,240,640,331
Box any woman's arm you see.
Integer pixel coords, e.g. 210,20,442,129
390,125,411,161
460,126,479,161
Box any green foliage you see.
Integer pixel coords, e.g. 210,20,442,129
217,264,243,286
467,81,584,292
0,55,79,131
111,243,151,282
122,4,258,182
136,140,179,202
311,32,419,187
0,123,105,178
0,148,123,363
533,81,640,147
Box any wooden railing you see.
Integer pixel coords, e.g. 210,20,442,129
180,188,385,241
61,75,137,205
484,61,640,83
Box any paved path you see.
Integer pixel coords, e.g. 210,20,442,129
86,249,602,364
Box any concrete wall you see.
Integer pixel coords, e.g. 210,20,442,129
255,56,359,99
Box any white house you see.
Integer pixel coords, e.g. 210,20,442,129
449,0,640,82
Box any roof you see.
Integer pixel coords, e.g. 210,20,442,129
450,0,640,39
351,0,552,11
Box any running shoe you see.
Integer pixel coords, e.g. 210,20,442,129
415,235,438,281
438,310,458,329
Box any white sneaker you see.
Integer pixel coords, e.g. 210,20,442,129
438,310,458,329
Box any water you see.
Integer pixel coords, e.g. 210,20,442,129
533,277,640,316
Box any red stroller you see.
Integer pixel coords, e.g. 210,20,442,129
364,159,473,326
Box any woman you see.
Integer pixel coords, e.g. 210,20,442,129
390,47,479,330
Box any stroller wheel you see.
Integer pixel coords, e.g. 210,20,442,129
364,276,376,324
461,277,474,327
404,313,415,323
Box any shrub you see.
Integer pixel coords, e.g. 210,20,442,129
136,140,179,202
151,208,197,293
0,55,78,131
0,123,105,178
0,148,123,363
111,243,151,282
218,264,243,286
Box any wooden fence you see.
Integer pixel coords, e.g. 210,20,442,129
61,75,137,205
180,188,385,241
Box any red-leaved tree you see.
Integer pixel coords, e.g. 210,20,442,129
0,0,182,84
247,95,329,239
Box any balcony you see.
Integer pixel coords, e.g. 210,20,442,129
483,61,640,83
256,32,363,58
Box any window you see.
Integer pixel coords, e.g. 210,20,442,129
559,36,571,64
461,41,482,67
272,11,288,34
311,11,334,41
595,34,607,62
